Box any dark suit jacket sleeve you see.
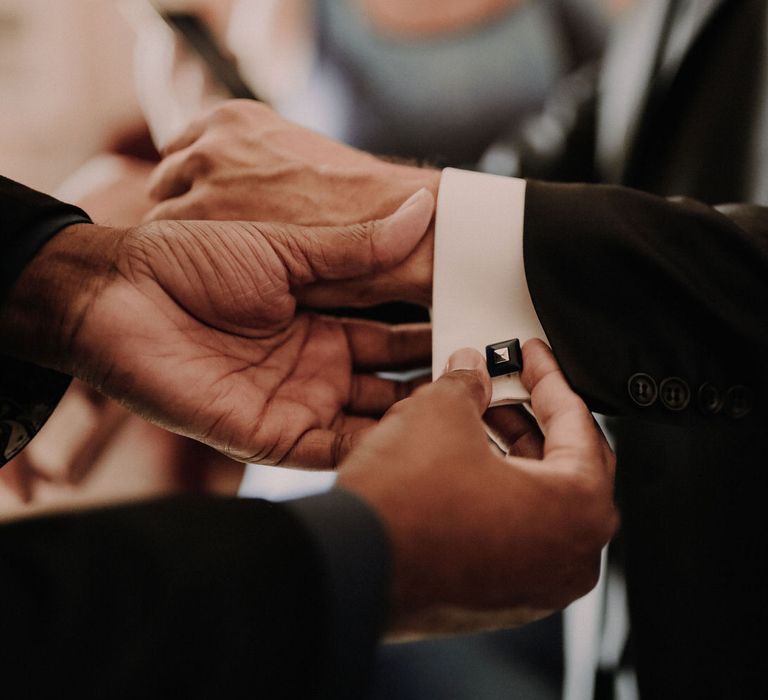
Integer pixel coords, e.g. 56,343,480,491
0,176,92,465
0,490,390,699
523,180,768,424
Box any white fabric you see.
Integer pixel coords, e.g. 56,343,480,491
432,168,548,405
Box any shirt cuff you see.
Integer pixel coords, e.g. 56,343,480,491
432,167,548,405
285,488,390,700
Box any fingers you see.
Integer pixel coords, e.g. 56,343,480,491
278,425,375,468
344,348,491,460
273,189,434,285
347,373,430,416
484,405,543,459
161,114,208,157
342,319,431,371
521,340,611,467
429,347,492,417
327,349,490,468
144,191,210,223
147,147,204,202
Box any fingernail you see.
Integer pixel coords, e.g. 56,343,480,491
444,347,485,373
395,188,429,214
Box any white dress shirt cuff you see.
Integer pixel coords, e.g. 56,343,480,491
432,167,548,405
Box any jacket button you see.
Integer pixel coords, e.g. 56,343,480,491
697,383,723,414
724,385,753,419
628,373,657,406
659,377,690,411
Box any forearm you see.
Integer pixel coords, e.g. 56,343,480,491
0,223,122,375
427,171,768,423
524,181,768,421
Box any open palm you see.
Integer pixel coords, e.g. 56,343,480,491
72,193,433,466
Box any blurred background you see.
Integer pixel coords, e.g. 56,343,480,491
0,0,142,190
0,0,629,190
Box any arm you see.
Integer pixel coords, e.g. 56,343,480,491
0,173,617,694
143,103,767,424
1,342,617,697
0,493,377,699
523,181,768,423
296,172,767,425
0,179,434,467
5,157,253,508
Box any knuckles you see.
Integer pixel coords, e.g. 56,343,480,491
210,99,270,125
183,146,216,178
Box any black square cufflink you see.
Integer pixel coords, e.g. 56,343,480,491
485,339,523,377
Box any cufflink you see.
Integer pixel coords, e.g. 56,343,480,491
485,339,522,377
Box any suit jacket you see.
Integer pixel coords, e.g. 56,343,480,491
0,177,389,699
0,492,390,699
493,1,768,696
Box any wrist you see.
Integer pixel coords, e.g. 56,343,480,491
0,223,125,374
373,162,440,306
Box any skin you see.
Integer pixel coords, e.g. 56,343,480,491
1,156,245,510
1,176,617,632
0,190,434,466
146,101,440,307
340,341,618,632
141,100,619,629
0,378,245,517
361,0,522,37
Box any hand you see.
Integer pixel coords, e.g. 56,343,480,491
337,340,618,634
0,191,434,467
0,156,242,513
146,100,440,306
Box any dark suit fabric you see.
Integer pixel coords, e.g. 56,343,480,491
508,1,768,696
0,492,389,700
0,496,326,698
0,493,391,699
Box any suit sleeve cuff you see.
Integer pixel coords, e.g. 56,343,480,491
0,178,92,466
432,168,548,405
285,488,390,700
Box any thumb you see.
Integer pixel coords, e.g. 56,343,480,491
430,347,492,417
352,347,491,463
272,188,434,285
